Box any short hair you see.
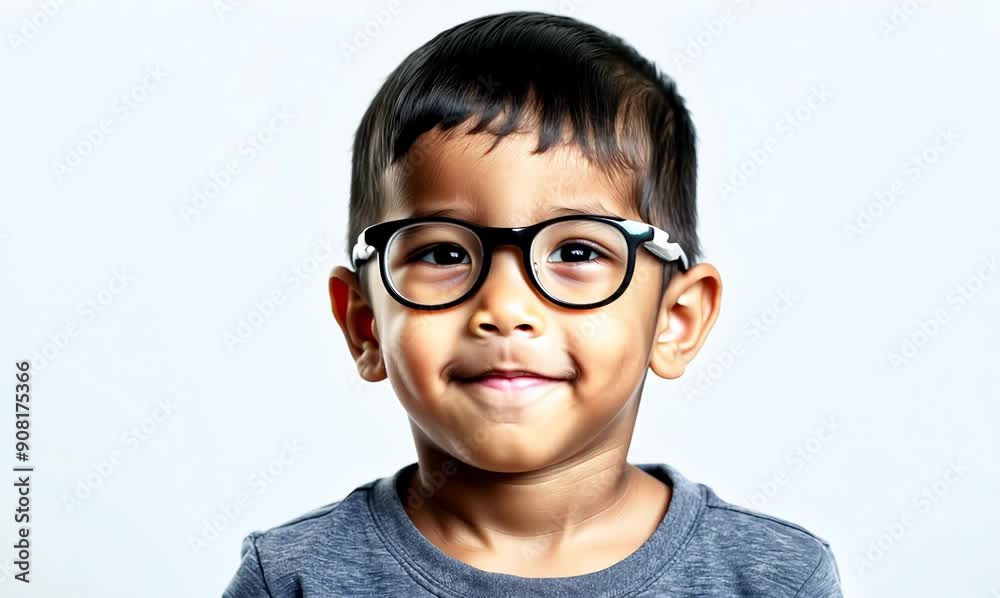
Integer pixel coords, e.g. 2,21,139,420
347,11,701,297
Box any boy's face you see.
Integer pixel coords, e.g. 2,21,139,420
331,124,721,474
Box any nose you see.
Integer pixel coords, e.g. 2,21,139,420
468,247,546,338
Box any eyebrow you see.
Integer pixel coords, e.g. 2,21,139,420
404,199,622,221
546,204,622,218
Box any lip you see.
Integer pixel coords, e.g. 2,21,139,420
455,373,567,410
468,374,556,391
457,367,567,381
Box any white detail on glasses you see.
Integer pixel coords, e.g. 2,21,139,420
644,226,689,270
352,232,375,268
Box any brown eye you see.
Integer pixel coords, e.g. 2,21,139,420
413,243,470,266
547,242,603,263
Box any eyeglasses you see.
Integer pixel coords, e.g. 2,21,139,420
351,214,689,310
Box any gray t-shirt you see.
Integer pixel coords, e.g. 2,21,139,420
222,462,843,597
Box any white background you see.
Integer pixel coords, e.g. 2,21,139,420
1,1,998,596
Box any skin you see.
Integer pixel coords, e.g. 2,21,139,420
329,122,722,577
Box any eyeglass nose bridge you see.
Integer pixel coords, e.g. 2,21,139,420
475,224,538,260
464,223,549,300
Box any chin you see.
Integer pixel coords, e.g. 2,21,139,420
448,436,569,475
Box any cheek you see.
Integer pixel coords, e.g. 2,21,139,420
565,272,658,389
380,312,456,407
568,316,648,395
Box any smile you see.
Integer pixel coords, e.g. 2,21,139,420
468,375,554,391
455,375,567,410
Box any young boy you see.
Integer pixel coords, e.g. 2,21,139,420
224,11,843,597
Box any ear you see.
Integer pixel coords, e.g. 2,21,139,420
329,265,387,382
649,263,723,380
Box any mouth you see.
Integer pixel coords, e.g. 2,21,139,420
456,367,569,385
453,369,571,410
459,373,558,390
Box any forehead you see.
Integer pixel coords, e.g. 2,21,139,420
383,124,639,226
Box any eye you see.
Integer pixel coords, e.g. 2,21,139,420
547,242,604,263
413,243,471,266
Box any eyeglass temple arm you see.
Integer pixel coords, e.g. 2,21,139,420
643,227,690,271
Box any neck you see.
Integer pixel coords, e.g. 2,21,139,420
402,418,644,556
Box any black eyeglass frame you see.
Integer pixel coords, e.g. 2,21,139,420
351,214,690,311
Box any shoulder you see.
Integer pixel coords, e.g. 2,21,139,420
701,486,834,556
222,480,381,597
250,482,374,557
654,464,843,597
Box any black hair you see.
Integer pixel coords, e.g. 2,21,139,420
347,11,701,297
